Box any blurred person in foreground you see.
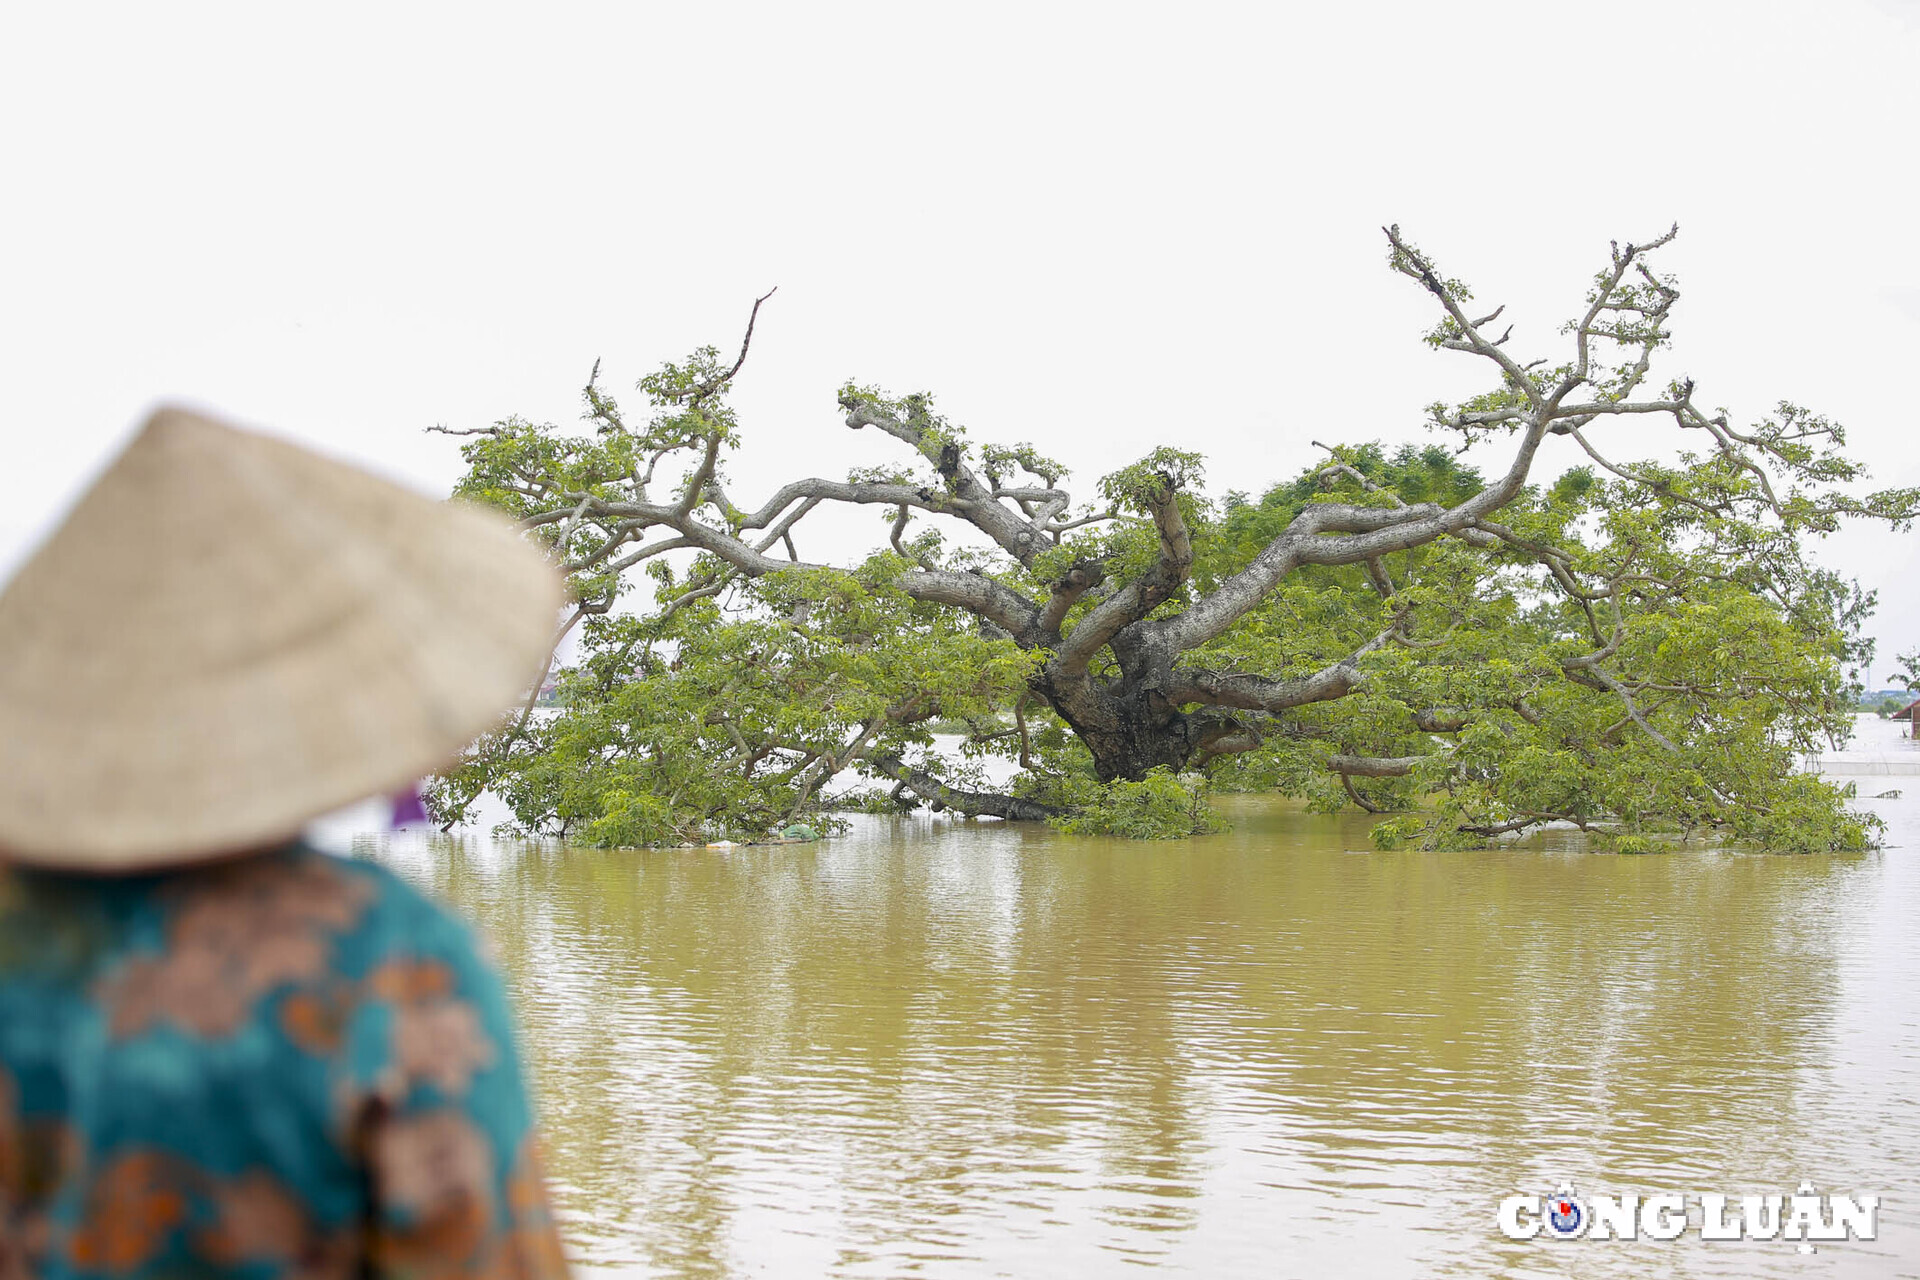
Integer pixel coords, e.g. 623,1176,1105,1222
0,408,571,1278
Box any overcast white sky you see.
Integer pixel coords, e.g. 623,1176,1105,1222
4,1,1917,681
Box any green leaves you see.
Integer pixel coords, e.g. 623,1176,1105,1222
980,441,1068,488
1185,430,1887,853
430,228,1898,853
1098,448,1206,513
462,556,1041,846
1046,770,1230,840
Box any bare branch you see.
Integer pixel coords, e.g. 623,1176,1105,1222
658,288,778,404
1384,224,1540,404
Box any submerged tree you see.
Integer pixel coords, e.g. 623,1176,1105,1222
429,228,1915,850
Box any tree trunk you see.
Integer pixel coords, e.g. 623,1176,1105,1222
1033,670,1198,782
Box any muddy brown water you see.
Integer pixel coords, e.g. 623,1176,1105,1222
346,756,1920,1278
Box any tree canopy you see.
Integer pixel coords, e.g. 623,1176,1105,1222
428,228,1916,852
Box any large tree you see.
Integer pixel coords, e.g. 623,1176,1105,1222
430,227,1914,850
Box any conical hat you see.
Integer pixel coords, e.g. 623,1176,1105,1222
0,407,564,871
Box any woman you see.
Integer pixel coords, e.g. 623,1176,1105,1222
0,408,571,1278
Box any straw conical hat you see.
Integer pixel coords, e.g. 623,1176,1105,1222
0,406,564,871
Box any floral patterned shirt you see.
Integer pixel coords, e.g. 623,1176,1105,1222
0,843,569,1279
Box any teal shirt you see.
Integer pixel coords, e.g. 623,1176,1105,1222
0,843,567,1278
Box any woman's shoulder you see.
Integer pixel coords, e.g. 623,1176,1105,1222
274,843,492,975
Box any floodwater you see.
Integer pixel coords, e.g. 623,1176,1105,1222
334,719,1920,1278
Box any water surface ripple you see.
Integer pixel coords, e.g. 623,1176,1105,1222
351,762,1920,1278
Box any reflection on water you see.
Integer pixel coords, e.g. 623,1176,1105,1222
345,787,1920,1278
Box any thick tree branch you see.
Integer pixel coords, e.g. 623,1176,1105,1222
865,754,1062,821
1165,628,1392,712
899,569,1043,639
838,393,1061,566
1327,754,1428,777
1146,417,1549,655
1055,475,1193,675
1039,560,1106,637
